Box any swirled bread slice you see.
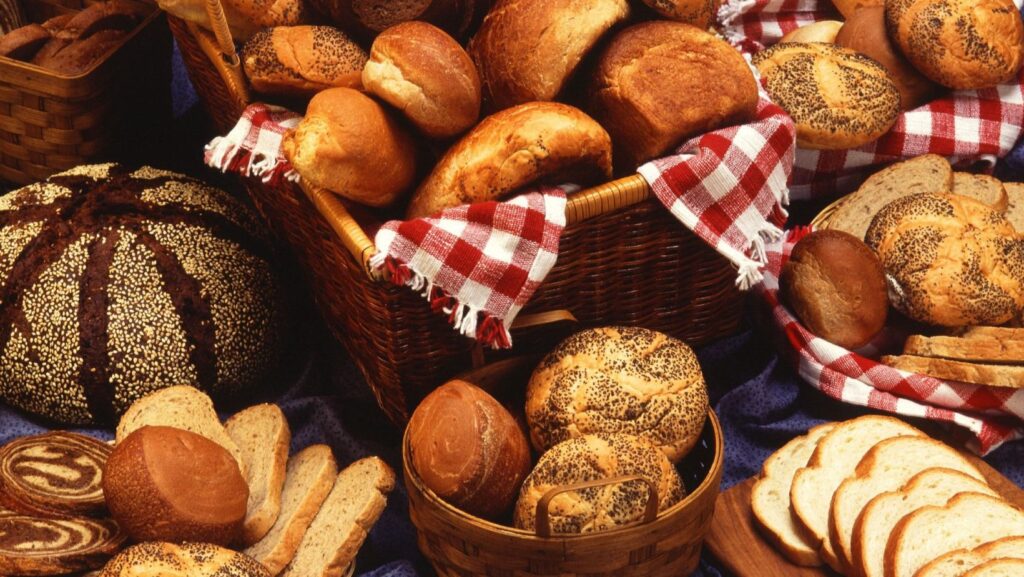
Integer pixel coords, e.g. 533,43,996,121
0,514,125,575
962,558,1024,576
952,173,1008,212
227,403,291,545
0,431,111,517
853,468,996,577
887,493,1024,577
751,423,837,567
790,415,923,572
916,537,1024,577
830,436,985,572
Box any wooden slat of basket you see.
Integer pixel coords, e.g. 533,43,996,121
810,195,846,230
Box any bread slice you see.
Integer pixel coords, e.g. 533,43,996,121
886,493,1024,577
830,437,985,572
826,154,953,240
962,326,1024,340
952,173,1008,212
226,404,292,546
881,355,1024,388
962,558,1024,577
115,385,246,476
1004,182,1024,233
281,456,396,577
791,415,923,573
244,445,337,575
751,423,837,567
916,537,1024,577
854,468,996,577
903,334,1024,364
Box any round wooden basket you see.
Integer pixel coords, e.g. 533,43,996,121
809,195,846,230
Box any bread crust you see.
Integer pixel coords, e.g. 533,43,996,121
100,542,269,577
831,0,882,19
780,20,842,43
226,403,291,546
243,26,366,97
0,24,51,60
639,0,720,27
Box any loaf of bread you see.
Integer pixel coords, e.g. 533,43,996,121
406,101,612,218
283,88,417,208
99,542,270,577
156,0,308,41
243,26,366,97
0,431,111,517
1007,182,1024,233
28,0,147,74
881,355,1024,388
362,21,480,139
831,0,882,18
638,0,720,27
916,537,1024,577
468,0,630,110
952,173,1008,212
308,0,484,42
226,404,291,546
0,24,51,59
103,426,249,546
407,380,531,519
780,20,842,43
903,333,1024,363
0,513,125,575
590,21,758,170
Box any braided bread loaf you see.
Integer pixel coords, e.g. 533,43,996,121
0,512,124,575
99,542,270,576
0,431,111,517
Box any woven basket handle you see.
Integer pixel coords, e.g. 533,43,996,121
534,475,660,538
183,0,250,110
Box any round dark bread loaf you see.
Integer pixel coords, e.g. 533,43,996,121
0,163,285,425
639,0,720,27
0,431,112,517
99,541,269,576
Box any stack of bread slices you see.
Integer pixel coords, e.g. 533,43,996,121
752,415,1024,577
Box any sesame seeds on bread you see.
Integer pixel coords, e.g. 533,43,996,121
243,26,367,97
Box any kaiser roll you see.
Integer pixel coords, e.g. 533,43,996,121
887,0,1024,90
407,380,531,519
468,0,630,110
103,426,248,546
780,230,888,349
865,193,1024,327
243,26,366,97
513,433,685,534
589,21,758,171
283,88,417,207
526,326,708,463
753,43,901,149
362,21,480,139
835,6,936,110
779,20,842,43
831,0,882,19
638,0,721,28
405,101,612,218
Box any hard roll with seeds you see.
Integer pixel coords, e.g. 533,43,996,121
243,25,367,97
0,164,285,425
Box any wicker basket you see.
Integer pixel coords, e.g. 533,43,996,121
167,7,746,425
0,0,170,185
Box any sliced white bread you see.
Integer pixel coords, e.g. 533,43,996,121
853,468,996,577
903,334,1024,364
226,403,292,546
886,493,1024,577
115,385,246,476
791,416,924,572
961,558,1024,577
952,173,1008,212
281,456,396,577
244,444,337,575
916,537,1024,577
1004,182,1024,233
751,423,838,567
830,436,985,572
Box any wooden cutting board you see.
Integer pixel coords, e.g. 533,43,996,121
705,452,1024,577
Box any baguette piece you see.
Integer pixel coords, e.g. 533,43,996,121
280,457,396,577
244,445,337,575
903,334,1024,364
963,559,1024,576
886,493,1024,577
953,173,1008,212
790,416,923,572
751,423,837,567
916,537,1024,577
825,154,953,240
226,404,291,545
1005,182,1024,233
854,468,997,577
881,355,1024,388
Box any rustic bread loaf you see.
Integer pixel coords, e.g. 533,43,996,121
243,26,366,97
0,431,111,517
32,29,127,74
226,403,291,546
0,24,51,59
0,513,124,575
780,20,842,43
309,0,480,42
99,542,269,577
953,173,1008,212
638,0,720,27
916,537,1024,577
881,355,1024,388
832,0,882,18
903,334,1024,364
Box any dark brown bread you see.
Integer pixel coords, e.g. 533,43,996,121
30,0,146,74
639,0,720,27
0,431,111,517
310,0,480,41
0,513,125,575
0,24,51,60
243,25,367,97
33,29,126,75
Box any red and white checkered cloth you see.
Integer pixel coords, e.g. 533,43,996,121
720,0,1024,200
204,104,301,185
759,228,1024,455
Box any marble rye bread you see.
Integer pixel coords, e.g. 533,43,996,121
0,164,286,425
0,431,111,518
0,512,125,575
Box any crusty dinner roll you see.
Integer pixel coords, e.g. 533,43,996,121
406,101,611,218
639,0,720,28
887,0,1024,90
780,20,842,43
156,0,307,41
407,380,531,520
865,193,1024,327
835,6,935,110
589,21,758,171
283,88,417,207
514,433,684,534
780,230,888,349
831,0,882,19
526,326,708,463
243,26,366,97
468,0,630,110
753,43,900,149
362,22,480,139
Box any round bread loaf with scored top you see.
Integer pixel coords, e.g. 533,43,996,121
865,193,1024,327
513,433,684,534
526,326,708,464
0,164,285,425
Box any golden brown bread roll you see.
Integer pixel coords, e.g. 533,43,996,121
468,0,630,110
779,20,842,43
406,101,612,218
362,21,480,139
243,26,366,97
639,0,721,28
589,21,758,171
887,0,1024,90
100,542,270,577
831,0,882,19
283,88,418,208
752,43,900,149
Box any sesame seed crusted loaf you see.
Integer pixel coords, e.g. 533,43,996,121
99,541,270,577
525,326,709,463
242,25,367,98
0,164,286,425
